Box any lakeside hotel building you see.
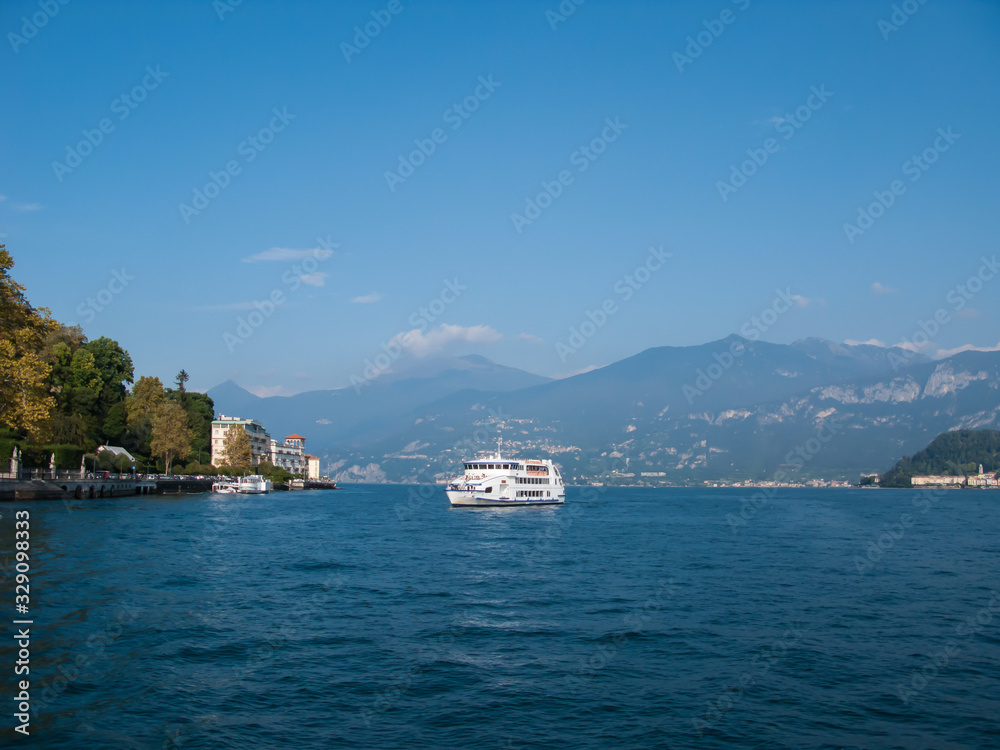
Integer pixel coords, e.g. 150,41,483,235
211,415,312,474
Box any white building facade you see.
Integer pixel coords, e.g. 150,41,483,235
270,434,307,475
211,415,271,468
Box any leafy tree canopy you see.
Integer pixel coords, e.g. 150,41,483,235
880,429,1000,487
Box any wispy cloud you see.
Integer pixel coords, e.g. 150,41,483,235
298,272,327,287
244,384,296,398
390,324,502,358
351,292,382,304
11,202,42,212
792,294,815,307
894,340,930,353
242,246,334,263
844,338,887,348
518,332,544,344
0,195,6,201
935,341,1000,359
871,282,897,294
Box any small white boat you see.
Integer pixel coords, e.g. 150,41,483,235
211,479,239,494
238,475,271,494
445,438,565,507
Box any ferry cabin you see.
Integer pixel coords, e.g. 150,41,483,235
459,459,564,501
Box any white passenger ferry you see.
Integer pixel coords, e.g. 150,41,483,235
237,475,271,494
445,441,566,507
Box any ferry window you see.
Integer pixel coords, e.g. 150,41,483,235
484,486,492,493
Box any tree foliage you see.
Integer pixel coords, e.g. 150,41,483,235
2,245,219,473
220,425,252,472
150,401,193,474
0,245,57,438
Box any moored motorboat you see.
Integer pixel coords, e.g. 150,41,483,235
238,474,271,494
211,479,239,494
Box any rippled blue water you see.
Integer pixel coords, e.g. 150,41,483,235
2,485,999,749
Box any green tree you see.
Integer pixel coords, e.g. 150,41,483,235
220,425,252,472
150,401,193,474
126,376,166,457
175,369,189,408
0,245,57,438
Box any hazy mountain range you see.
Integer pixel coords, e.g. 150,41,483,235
207,338,1000,484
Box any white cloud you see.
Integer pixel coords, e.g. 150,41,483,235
792,294,812,307
298,272,327,287
12,202,42,212
351,292,382,304
242,246,334,263
894,340,929,353
391,324,502,357
518,332,544,344
935,341,1000,359
0,195,6,201
844,338,887,348
244,384,295,397
871,282,897,294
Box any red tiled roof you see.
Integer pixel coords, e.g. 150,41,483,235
285,434,306,440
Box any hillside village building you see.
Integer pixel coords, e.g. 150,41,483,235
211,415,272,468
305,454,321,479
270,434,307,474
211,416,313,475
910,473,997,488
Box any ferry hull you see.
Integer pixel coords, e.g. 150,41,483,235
446,489,565,507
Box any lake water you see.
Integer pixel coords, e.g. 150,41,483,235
2,485,998,749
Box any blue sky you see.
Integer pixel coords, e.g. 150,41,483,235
2,0,998,396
